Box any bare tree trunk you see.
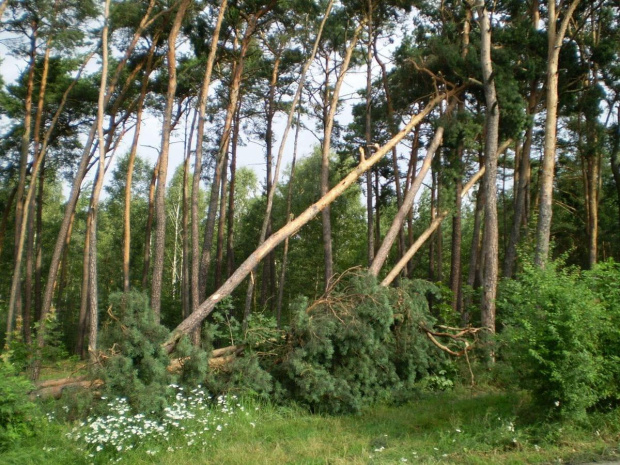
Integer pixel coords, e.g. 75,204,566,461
151,0,191,322
276,108,301,328
6,26,37,342
365,3,375,266
466,2,501,335
503,81,540,277
381,168,485,287
534,0,582,267
142,157,160,289
123,38,157,293
320,24,362,290
163,90,450,352
227,104,240,278
192,0,228,328
214,150,229,290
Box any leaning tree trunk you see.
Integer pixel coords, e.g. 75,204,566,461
381,168,485,287
369,124,447,276
163,90,451,352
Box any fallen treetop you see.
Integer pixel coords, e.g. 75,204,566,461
163,88,460,353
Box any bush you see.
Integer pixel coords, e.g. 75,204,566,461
497,259,620,420
97,291,174,414
272,274,445,414
0,354,39,449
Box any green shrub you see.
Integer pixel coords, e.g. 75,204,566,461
0,354,39,449
97,291,174,414
272,274,444,414
497,259,620,420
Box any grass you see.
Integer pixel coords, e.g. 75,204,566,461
2,386,619,464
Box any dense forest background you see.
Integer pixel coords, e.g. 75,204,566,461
0,0,619,388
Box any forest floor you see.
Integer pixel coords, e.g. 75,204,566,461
2,385,619,464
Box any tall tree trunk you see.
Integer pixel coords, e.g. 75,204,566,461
200,20,255,302
450,145,463,313
214,150,228,290
123,37,157,293
475,3,500,335
76,213,92,359
503,80,540,277
320,24,362,290
142,157,160,289
373,36,405,263
260,51,282,310
182,121,193,319
276,108,301,328
534,0,582,267
151,0,191,322
365,4,375,266
164,90,450,352
192,0,228,328
6,25,37,342
227,104,240,278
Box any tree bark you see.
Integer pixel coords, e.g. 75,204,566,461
123,37,157,293
142,157,160,289
151,0,191,322
320,24,362,290
276,107,301,328
193,0,228,321
163,90,450,352
475,3,500,334
6,25,37,342
534,0,582,267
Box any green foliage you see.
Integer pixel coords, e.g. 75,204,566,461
272,274,444,414
497,259,620,420
0,355,39,449
97,291,174,414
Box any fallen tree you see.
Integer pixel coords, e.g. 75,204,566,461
163,87,461,353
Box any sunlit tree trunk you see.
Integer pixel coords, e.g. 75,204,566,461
151,0,191,322
535,0,582,267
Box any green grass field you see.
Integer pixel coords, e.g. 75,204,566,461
2,387,619,464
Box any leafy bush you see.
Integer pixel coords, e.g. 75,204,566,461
97,291,173,414
272,274,444,414
498,259,620,420
0,354,39,449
